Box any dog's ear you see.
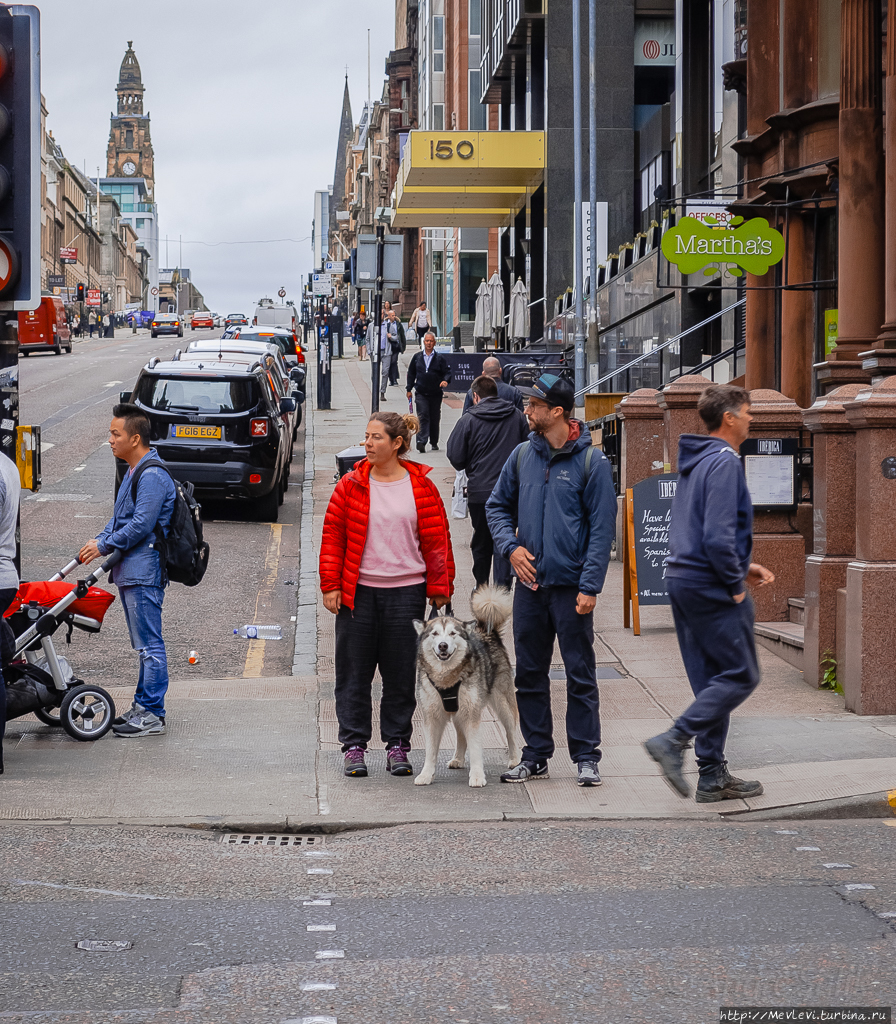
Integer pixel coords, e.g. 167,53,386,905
412,619,425,636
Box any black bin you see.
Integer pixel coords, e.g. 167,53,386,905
335,445,366,478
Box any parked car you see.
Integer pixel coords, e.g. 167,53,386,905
181,340,305,431
18,297,72,356
224,313,249,329
150,313,183,339
119,357,298,522
233,325,304,366
191,312,214,330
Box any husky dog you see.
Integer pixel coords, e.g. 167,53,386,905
413,586,523,788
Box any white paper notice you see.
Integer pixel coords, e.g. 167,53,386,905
744,454,794,506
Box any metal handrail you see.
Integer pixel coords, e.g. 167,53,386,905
575,296,746,398
666,336,746,384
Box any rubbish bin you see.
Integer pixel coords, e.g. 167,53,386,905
335,445,366,478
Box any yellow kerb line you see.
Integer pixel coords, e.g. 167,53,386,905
243,524,283,678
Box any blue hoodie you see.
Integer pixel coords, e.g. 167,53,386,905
665,434,753,597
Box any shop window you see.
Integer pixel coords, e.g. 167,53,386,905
433,15,444,73
432,103,445,130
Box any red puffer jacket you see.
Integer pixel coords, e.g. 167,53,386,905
319,459,455,610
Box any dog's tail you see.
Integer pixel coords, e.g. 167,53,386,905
470,585,513,634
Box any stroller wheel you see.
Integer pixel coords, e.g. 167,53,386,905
59,685,115,742
33,705,64,727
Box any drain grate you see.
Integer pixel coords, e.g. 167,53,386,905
222,833,324,848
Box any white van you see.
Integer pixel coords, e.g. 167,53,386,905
253,298,299,332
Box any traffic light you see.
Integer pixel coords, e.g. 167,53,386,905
76,283,85,302
102,291,109,303
0,6,39,311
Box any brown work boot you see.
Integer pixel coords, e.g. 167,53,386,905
695,763,763,803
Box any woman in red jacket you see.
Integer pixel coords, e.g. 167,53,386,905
320,411,455,779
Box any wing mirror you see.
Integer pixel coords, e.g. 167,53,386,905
279,397,297,413
289,367,306,384
119,390,133,403
290,388,306,404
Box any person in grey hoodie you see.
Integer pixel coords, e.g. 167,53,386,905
644,384,774,803
447,374,529,588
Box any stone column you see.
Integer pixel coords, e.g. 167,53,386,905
655,374,712,472
616,388,664,490
746,389,808,622
816,0,883,391
801,384,865,687
875,0,896,351
745,285,776,392
842,376,896,713
780,214,813,410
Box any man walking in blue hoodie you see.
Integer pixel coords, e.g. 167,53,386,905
644,385,774,801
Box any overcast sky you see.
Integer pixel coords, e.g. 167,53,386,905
37,0,394,313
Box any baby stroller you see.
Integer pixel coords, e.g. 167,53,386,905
3,550,122,741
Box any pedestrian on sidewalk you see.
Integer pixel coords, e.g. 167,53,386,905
486,374,617,787
406,332,452,452
447,374,528,590
409,300,432,342
0,451,21,775
88,310,97,338
78,404,177,738
378,309,400,401
645,384,774,803
353,309,369,361
320,411,455,779
462,357,524,413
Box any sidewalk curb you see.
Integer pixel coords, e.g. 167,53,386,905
293,388,317,676
721,790,896,821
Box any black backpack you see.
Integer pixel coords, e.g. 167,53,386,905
130,460,210,587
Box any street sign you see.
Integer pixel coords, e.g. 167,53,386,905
85,288,101,307
59,246,78,264
125,301,140,310
47,274,64,290
150,286,159,295
278,287,287,298
325,260,345,274
356,236,404,287
312,273,333,296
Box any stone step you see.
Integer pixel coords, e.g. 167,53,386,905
788,597,806,625
754,620,804,672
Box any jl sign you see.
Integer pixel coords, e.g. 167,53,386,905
661,215,785,278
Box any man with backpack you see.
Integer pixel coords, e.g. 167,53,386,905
79,403,177,737
486,374,617,788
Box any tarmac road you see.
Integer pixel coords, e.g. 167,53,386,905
0,818,893,1021
17,329,303,688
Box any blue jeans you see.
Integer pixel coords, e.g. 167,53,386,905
119,585,169,718
513,584,601,763
669,579,761,773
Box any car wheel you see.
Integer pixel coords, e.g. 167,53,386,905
21,350,29,357
53,344,62,355
256,484,279,523
151,331,157,338
66,344,73,354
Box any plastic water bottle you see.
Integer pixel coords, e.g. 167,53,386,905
234,625,282,640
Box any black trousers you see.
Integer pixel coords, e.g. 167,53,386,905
334,582,427,750
389,347,400,384
513,584,601,763
415,392,443,446
468,502,512,588
0,586,20,771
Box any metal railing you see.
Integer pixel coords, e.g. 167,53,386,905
576,296,747,399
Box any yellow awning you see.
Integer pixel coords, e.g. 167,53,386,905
392,130,545,229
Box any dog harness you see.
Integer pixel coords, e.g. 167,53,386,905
438,680,461,713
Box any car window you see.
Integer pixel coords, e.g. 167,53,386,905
238,332,290,356
137,375,257,413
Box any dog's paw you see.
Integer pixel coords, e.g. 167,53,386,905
447,758,465,769
468,772,487,788
508,754,522,768
414,772,435,786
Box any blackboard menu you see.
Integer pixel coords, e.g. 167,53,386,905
630,472,679,606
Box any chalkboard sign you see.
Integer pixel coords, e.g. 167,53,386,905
623,472,679,635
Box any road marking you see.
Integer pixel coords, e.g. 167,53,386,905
301,983,337,991
307,868,333,875
822,863,853,869
303,899,331,906
103,381,124,387
796,846,821,851
844,884,875,890
13,879,168,899
307,925,336,931
314,950,344,960
243,523,283,678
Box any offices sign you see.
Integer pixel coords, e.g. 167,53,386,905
661,215,785,277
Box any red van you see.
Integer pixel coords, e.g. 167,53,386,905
19,296,73,356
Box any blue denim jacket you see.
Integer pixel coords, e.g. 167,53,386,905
97,449,177,587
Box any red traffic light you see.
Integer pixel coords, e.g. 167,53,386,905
0,234,19,296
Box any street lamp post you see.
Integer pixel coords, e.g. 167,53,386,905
572,0,587,399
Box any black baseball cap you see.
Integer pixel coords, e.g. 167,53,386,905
517,373,575,412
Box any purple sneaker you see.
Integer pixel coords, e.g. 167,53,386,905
386,743,413,776
343,746,368,777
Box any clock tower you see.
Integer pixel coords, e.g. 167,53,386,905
106,42,154,197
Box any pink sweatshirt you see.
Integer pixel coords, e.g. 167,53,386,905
357,473,426,588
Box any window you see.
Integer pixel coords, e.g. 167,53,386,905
399,79,410,127
469,0,481,35
469,70,486,129
432,15,444,73
136,218,145,228
432,103,444,130
125,128,134,148
640,155,663,212
138,376,256,413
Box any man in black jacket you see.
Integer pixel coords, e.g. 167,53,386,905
406,331,452,452
462,357,524,414
448,375,529,587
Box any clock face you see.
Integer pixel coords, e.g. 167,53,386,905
122,161,137,176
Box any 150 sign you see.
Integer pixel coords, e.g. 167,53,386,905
430,139,475,160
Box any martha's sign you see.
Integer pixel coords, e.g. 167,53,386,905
661,215,785,278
